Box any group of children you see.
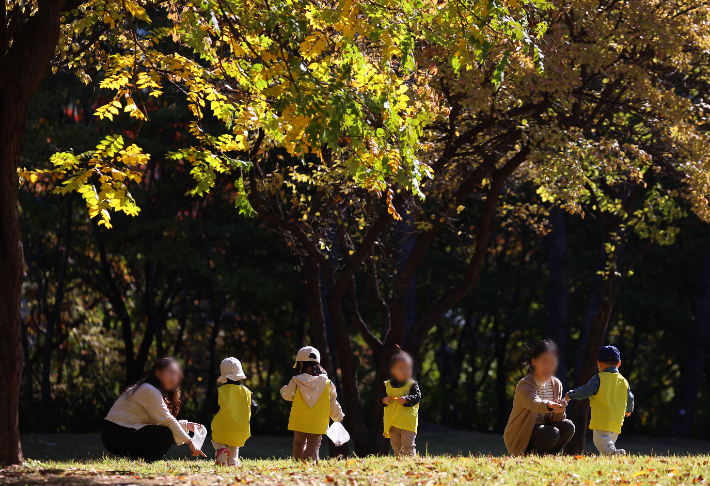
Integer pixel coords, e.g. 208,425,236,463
208,345,420,464
208,343,632,465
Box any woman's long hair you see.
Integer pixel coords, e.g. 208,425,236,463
128,357,182,417
524,340,558,375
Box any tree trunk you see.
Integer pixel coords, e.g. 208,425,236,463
203,303,223,424
395,210,417,344
566,273,623,453
546,206,569,390
0,0,67,464
21,322,40,433
325,297,370,455
494,322,510,433
574,240,606,384
38,198,72,433
301,257,349,456
672,242,710,438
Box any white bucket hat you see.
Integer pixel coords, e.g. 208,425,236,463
293,346,321,368
217,357,247,383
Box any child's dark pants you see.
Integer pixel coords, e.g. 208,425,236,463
525,419,575,455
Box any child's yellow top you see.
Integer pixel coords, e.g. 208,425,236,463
589,372,629,434
211,384,252,447
383,379,419,438
288,379,331,435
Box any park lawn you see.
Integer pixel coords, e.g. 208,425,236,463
5,432,710,485
2,454,709,486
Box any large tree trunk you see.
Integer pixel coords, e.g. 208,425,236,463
301,257,349,456
0,0,66,464
574,240,606,384
672,242,710,438
546,206,569,390
325,296,371,455
493,322,510,433
566,260,624,454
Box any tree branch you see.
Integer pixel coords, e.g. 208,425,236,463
348,278,383,351
404,146,531,352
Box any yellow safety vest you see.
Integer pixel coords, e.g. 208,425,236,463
211,384,252,447
589,372,629,434
288,380,331,435
383,380,419,438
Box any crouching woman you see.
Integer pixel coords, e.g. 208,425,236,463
504,340,575,455
102,357,206,462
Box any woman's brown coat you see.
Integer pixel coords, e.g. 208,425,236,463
503,374,566,456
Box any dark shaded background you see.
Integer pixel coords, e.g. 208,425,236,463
18,72,710,442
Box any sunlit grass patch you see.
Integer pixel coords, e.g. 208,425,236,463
3,454,709,486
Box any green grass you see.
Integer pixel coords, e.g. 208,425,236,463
3,453,709,485
6,432,710,485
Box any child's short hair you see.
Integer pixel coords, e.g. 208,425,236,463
390,345,413,368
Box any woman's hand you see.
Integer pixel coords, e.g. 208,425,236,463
551,401,566,414
186,422,196,432
382,397,391,405
188,440,207,458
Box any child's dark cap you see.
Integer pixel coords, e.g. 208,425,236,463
596,345,621,363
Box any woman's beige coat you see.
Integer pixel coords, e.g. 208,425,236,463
503,374,566,456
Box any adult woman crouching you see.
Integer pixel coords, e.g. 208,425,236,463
504,340,575,455
102,357,206,461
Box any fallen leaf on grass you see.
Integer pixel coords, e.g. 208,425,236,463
630,471,647,478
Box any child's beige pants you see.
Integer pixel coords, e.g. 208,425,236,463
212,439,240,465
389,427,416,457
293,432,322,462
592,429,620,455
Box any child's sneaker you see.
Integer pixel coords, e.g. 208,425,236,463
612,449,627,456
215,447,230,465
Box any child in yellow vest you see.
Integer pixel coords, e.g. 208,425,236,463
566,346,634,455
280,346,344,463
208,358,257,466
378,347,420,457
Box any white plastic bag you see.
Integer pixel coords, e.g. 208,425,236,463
326,422,350,447
191,423,208,451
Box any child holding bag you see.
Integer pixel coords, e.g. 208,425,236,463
280,346,344,462
208,358,258,466
378,347,420,457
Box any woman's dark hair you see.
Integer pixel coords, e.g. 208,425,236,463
128,357,182,417
296,361,325,377
524,340,559,374
390,345,413,369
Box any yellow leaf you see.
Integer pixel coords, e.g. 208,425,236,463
630,471,647,478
